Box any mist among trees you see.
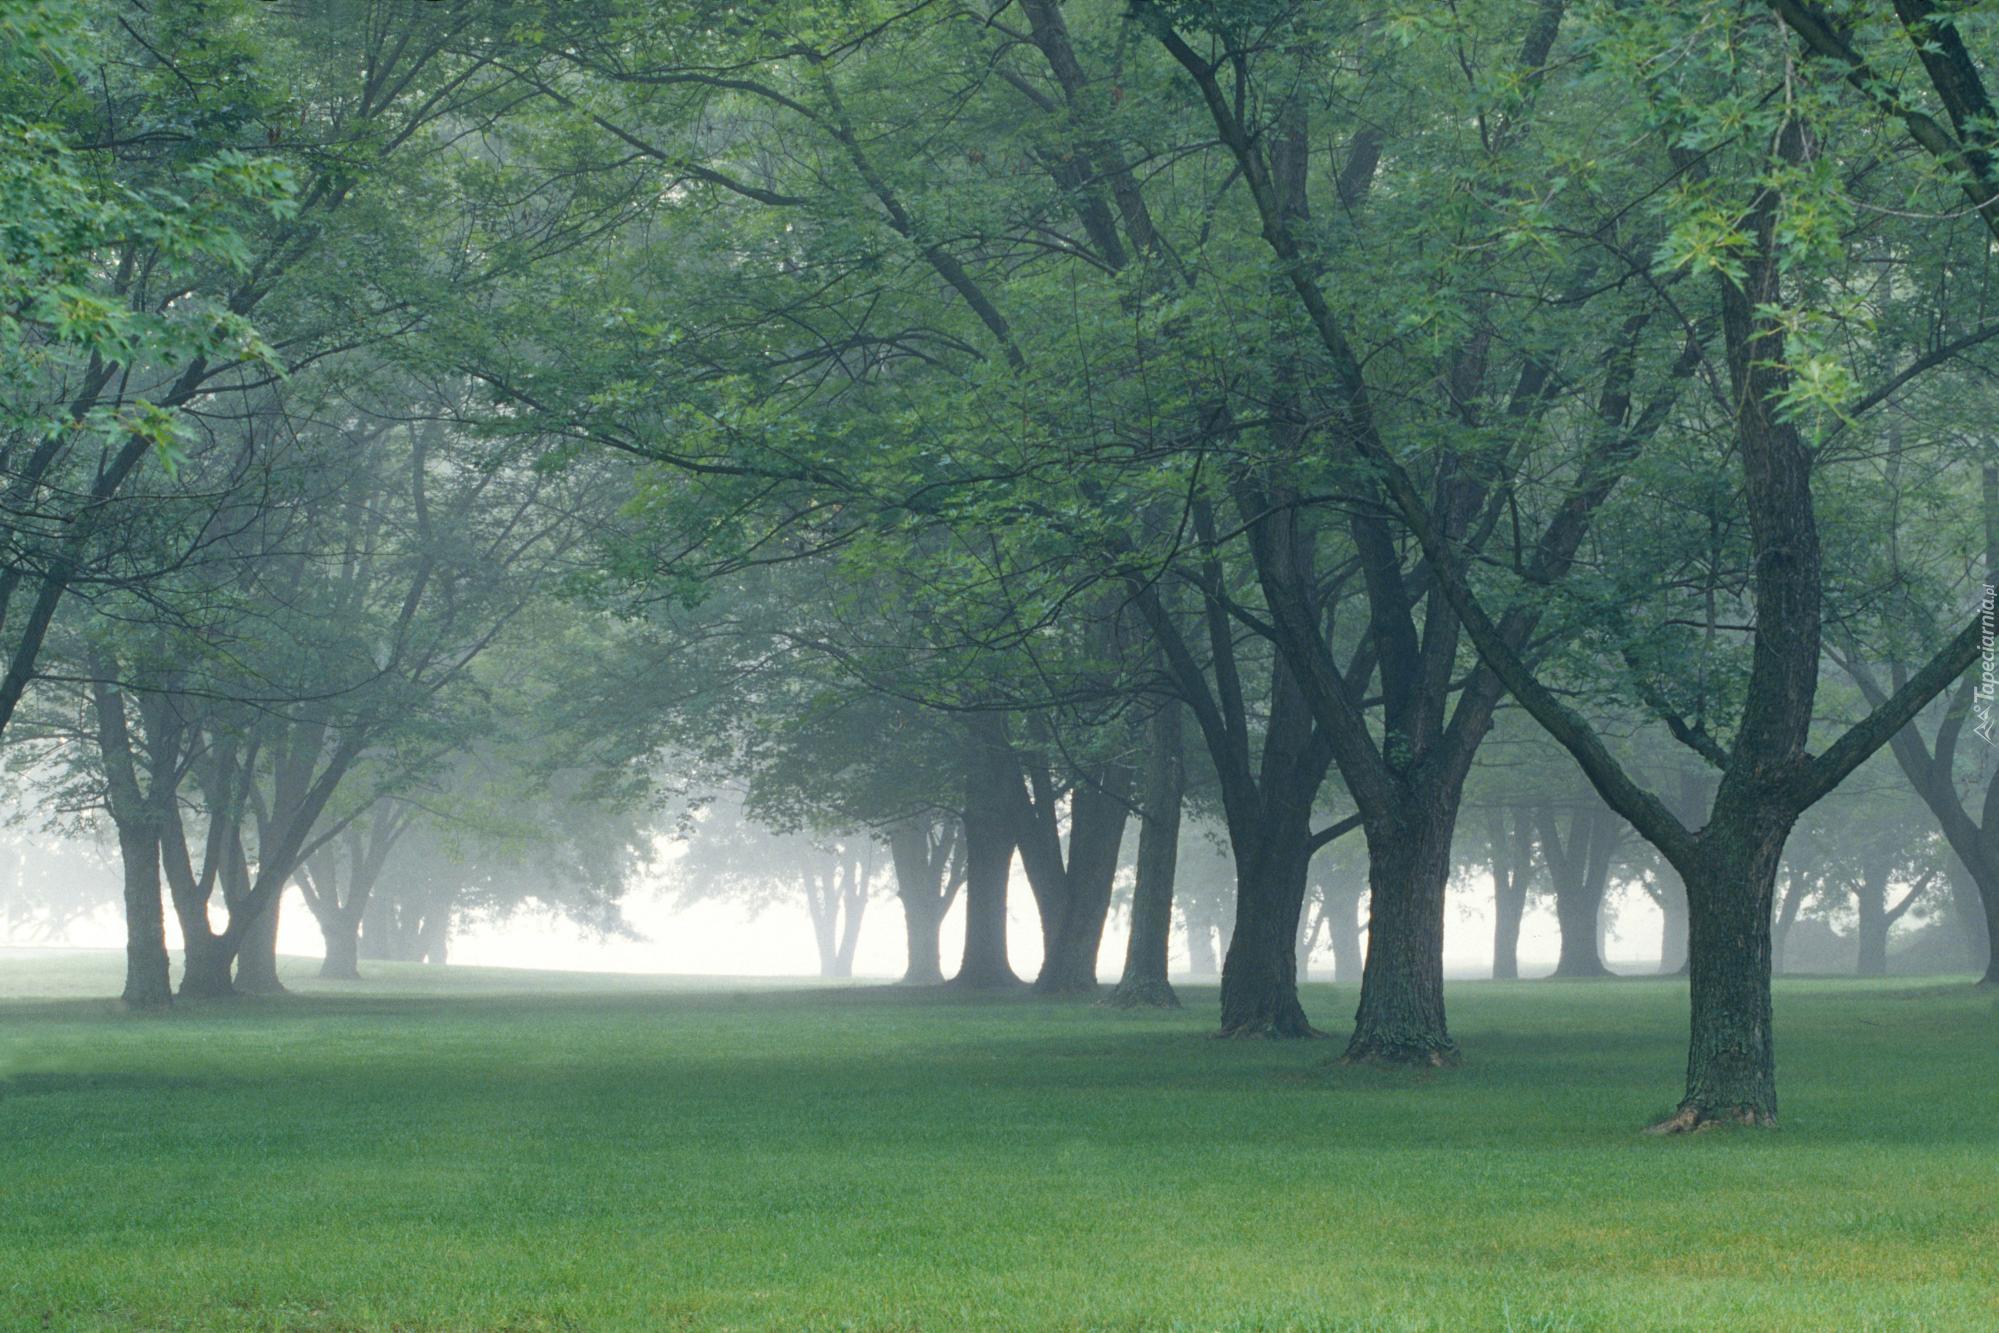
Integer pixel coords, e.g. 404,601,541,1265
6,0,1999,1153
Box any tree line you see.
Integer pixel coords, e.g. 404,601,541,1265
3,0,1996,1131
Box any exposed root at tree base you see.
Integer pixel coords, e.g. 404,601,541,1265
944,973,1027,992
1100,980,1180,1010
1214,1020,1328,1040
1341,1039,1460,1068
1644,1103,1777,1134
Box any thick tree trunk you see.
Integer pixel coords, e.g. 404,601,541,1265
1539,803,1617,978
1110,701,1183,1008
1653,829,1785,1131
898,895,945,985
117,823,172,1009
179,932,236,999
319,910,362,980
1216,810,1316,1037
233,890,285,994
953,754,1021,988
1346,802,1458,1064
1552,877,1612,977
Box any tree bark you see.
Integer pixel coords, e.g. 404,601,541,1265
319,910,362,980
887,818,954,985
1032,774,1129,994
1653,826,1786,1131
952,743,1021,988
1537,801,1618,978
1488,806,1527,981
1217,797,1317,1037
1183,900,1219,978
232,889,285,994
1110,700,1183,1008
1324,883,1365,984
179,933,236,999
1345,801,1459,1063
1854,861,1890,978
116,820,172,1009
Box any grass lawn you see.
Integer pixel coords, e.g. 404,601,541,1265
1,952,1995,1330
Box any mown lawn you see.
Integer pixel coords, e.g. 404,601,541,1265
1,952,1995,1330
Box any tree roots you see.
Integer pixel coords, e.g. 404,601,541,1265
1100,978,1181,1009
1644,1102,1777,1134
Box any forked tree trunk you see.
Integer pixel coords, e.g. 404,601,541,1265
1110,701,1183,1008
1346,802,1458,1064
117,822,172,1009
1538,802,1617,979
1654,825,1787,1132
1034,779,1128,995
887,819,952,986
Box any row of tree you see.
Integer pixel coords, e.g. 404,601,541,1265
5,0,1997,1132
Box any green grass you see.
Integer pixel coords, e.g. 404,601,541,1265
1,952,1995,1330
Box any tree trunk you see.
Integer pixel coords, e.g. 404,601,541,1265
359,889,393,961
1656,866,1691,975
1538,802,1617,978
953,748,1021,988
1034,776,1129,995
1855,867,1889,978
1184,906,1218,978
1216,791,1318,1037
1294,892,1323,984
417,906,449,965
1110,701,1182,1008
233,889,285,994
1488,807,1526,981
1324,883,1365,984
898,894,945,985
1653,829,1785,1131
117,822,172,1009
319,909,362,980
888,820,950,985
179,932,236,999
1345,802,1458,1064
